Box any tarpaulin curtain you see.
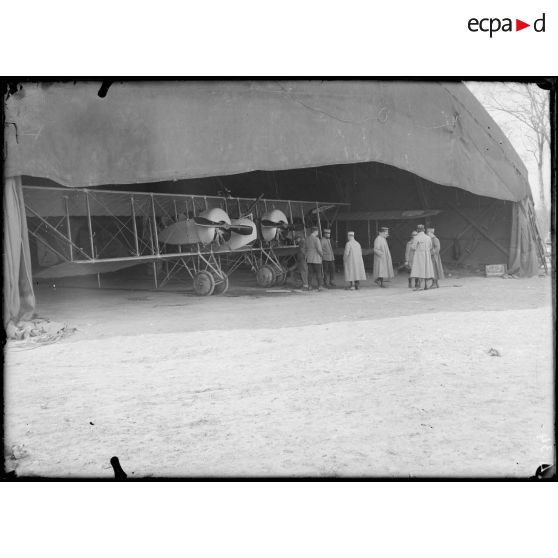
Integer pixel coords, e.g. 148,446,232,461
3,176,36,327
508,196,541,277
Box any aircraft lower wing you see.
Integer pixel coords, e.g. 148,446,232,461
34,245,299,279
34,260,145,279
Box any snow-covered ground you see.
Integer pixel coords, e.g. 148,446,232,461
4,273,554,477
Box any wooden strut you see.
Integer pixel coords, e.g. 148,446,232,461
25,204,92,261
439,203,495,259
459,205,499,264
446,202,509,257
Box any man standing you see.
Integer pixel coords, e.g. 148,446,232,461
427,227,444,288
372,227,394,288
343,231,367,290
305,226,324,291
405,230,418,288
410,224,434,290
288,235,309,290
321,228,336,288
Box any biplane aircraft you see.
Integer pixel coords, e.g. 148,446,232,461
23,185,348,296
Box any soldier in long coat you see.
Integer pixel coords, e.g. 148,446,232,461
343,231,367,290
410,224,434,290
372,227,394,288
405,230,418,288
427,227,445,288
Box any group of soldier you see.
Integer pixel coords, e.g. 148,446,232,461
289,224,444,291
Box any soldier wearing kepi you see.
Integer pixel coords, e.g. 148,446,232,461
372,227,394,288
427,227,444,288
343,231,367,290
305,226,324,291
410,224,434,290
321,228,336,288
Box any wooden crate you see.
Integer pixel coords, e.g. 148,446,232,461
485,263,507,277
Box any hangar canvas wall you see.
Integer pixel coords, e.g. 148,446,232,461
3,80,544,326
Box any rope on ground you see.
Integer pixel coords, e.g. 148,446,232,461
5,318,77,350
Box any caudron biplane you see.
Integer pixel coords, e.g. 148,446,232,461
23,185,348,296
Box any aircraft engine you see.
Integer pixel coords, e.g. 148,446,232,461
196,208,231,245
228,217,258,250
261,209,288,242
158,207,232,246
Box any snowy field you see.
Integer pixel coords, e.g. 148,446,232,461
4,272,554,477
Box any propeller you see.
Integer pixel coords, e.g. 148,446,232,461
193,217,254,236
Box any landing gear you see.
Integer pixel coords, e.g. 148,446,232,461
247,248,293,289
159,253,230,296
212,273,229,295
256,264,276,287
193,270,215,296
273,264,289,286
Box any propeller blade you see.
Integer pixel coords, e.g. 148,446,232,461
261,219,288,228
193,216,221,227
228,225,254,236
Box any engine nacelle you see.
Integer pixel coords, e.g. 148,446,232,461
261,209,288,242
158,207,231,246
197,207,230,245
228,217,258,250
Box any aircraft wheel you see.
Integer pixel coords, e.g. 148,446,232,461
212,274,229,295
256,264,276,287
193,271,215,296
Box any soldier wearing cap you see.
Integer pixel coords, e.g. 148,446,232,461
321,228,336,288
343,231,366,290
372,227,394,288
305,225,324,291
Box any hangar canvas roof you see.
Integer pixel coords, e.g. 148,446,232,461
5,80,530,202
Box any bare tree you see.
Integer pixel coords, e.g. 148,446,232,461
480,83,550,209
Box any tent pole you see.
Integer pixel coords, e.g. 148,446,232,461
152,262,158,288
